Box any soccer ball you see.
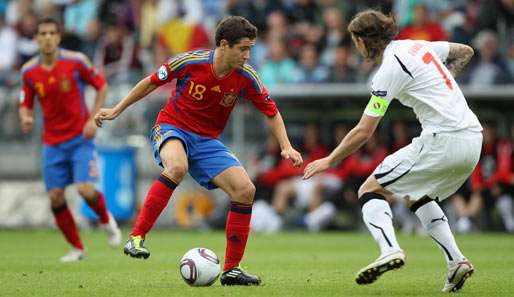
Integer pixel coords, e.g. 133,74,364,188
179,247,221,286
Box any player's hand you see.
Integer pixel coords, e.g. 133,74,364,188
20,117,34,133
281,147,303,167
83,119,97,139
303,157,332,179
94,108,120,127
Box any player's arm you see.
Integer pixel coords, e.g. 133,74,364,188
19,74,35,133
95,76,157,127
304,113,381,179
444,43,474,78
19,106,34,133
266,111,303,167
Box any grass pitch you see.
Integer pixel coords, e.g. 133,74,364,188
1,229,512,297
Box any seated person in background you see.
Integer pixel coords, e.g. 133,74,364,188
260,123,328,231
396,4,447,41
452,121,513,232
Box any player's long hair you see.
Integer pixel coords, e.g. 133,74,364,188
215,16,258,47
348,9,398,60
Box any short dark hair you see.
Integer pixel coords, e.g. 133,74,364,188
348,9,398,60
215,16,258,47
36,16,61,34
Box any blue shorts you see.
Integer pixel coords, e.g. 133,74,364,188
151,124,241,190
42,135,97,191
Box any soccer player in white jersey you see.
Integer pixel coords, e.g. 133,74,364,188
303,9,482,293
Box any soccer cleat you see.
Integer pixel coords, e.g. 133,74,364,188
355,250,405,285
100,212,122,247
220,267,261,286
123,235,150,259
60,248,85,262
442,260,474,293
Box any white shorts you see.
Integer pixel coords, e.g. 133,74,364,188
373,130,482,202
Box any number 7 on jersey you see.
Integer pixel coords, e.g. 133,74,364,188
422,52,453,90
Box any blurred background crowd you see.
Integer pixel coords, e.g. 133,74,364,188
1,0,514,234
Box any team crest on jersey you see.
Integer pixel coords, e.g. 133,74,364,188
158,65,168,81
60,78,71,92
220,92,237,107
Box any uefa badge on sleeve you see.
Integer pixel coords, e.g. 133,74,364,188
158,65,168,81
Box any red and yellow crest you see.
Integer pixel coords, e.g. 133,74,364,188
60,78,71,92
219,92,237,107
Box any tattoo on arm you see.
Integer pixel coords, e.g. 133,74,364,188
445,43,474,78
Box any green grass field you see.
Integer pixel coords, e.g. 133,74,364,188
1,229,512,297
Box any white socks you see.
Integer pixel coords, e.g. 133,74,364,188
361,197,401,256
415,201,465,266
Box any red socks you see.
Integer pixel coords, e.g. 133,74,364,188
86,191,109,224
52,203,84,250
130,174,178,238
224,202,252,271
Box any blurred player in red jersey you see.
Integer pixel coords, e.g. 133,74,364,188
19,17,121,262
95,16,303,285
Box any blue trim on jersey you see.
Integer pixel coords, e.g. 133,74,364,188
208,50,214,64
74,68,86,117
57,49,90,70
173,74,190,111
240,69,262,95
21,60,40,75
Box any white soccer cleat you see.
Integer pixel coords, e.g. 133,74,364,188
100,212,122,247
60,248,86,262
355,250,406,285
442,260,474,293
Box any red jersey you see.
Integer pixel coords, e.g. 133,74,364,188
20,49,106,145
150,49,278,138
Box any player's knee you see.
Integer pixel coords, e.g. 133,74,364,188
76,184,96,200
234,182,256,204
163,164,188,182
48,189,65,207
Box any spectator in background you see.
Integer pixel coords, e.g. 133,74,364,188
270,123,328,230
287,0,320,25
63,0,98,38
454,122,513,232
154,13,210,66
336,132,387,208
259,37,300,86
159,0,203,25
509,41,514,77
16,12,38,65
475,0,514,37
397,4,447,41
319,6,351,66
327,44,357,82
94,22,142,82
249,10,291,69
80,18,101,60
226,0,284,32
297,43,329,83
388,120,411,152
0,15,18,84
461,30,513,86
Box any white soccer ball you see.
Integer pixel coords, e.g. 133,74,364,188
179,247,221,286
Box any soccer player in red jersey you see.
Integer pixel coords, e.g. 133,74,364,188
95,16,303,285
19,17,121,262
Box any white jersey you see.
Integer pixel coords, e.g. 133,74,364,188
367,40,482,134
